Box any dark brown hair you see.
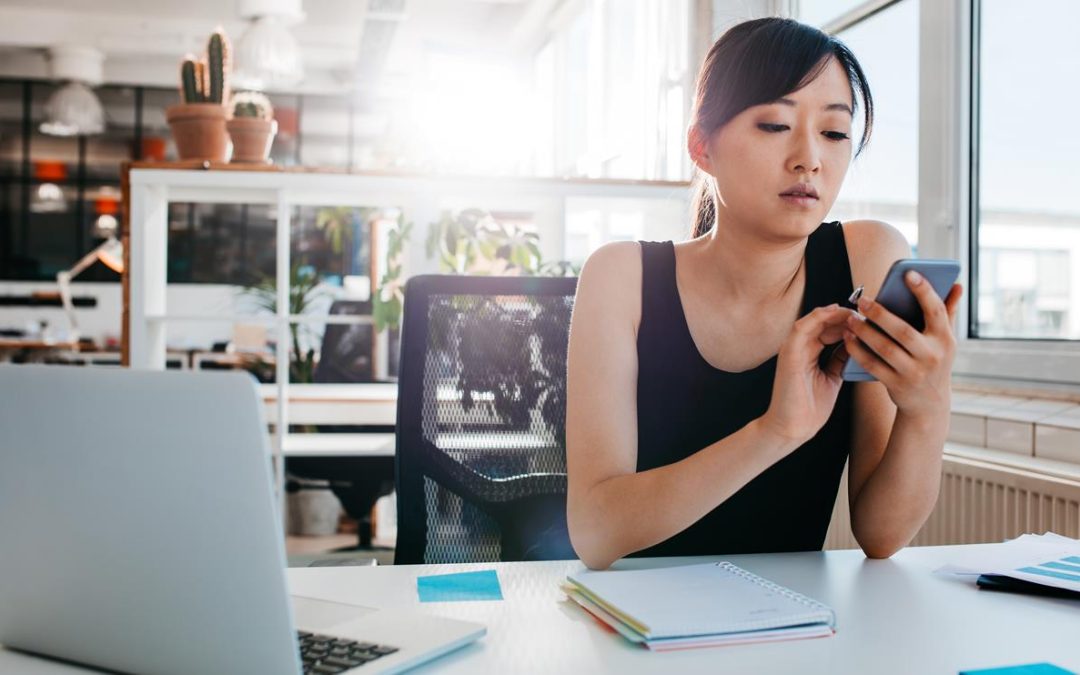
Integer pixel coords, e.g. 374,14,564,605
689,18,874,238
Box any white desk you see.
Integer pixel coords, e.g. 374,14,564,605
261,383,397,458
280,432,396,458
262,383,398,427
3,545,1078,674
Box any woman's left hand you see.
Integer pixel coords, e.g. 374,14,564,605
843,271,964,419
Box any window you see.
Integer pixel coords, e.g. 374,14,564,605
401,51,534,176
974,0,1080,340
795,2,1080,385
1,81,137,281
1,82,25,276
536,0,692,181
828,0,919,251
564,196,686,265
799,0,877,28
912,0,1080,384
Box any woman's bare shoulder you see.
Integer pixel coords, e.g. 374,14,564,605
583,238,639,302
580,241,642,276
574,240,648,339
840,220,913,295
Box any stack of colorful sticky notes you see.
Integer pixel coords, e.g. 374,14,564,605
417,570,503,603
563,562,835,651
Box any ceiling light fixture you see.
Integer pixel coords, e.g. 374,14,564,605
41,46,106,137
234,0,305,91
30,161,68,213
93,188,120,239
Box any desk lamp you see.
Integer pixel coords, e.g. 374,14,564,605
56,236,124,344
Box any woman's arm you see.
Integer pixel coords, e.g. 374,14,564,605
842,220,963,558
567,242,853,569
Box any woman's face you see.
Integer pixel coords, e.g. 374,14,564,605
693,57,855,240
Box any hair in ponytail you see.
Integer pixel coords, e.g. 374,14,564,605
690,171,716,239
687,17,874,238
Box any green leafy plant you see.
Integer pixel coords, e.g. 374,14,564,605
314,206,369,257
180,28,231,105
425,208,580,277
373,215,413,333
244,262,329,384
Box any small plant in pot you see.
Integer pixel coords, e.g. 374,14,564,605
227,91,277,164
166,28,231,162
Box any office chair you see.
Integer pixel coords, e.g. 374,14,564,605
310,300,375,384
286,299,395,548
394,275,577,564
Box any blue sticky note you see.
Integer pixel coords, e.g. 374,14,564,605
960,664,1076,675
417,570,503,603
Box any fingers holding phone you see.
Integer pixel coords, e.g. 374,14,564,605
842,259,964,418
841,259,960,382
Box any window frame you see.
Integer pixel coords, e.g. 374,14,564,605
927,0,1080,387
821,0,1080,389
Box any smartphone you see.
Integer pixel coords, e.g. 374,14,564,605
840,258,961,382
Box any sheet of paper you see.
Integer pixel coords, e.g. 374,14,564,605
933,533,1080,578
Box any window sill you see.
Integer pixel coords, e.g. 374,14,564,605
949,385,1080,465
944,441,1080,484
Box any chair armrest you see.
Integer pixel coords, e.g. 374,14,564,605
418,438,567,503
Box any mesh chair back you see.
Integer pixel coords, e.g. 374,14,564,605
394,275,577,564
314,300,374,384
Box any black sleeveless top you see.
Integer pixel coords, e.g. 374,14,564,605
633,221,855,557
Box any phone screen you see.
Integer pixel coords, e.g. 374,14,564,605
839,258,960,382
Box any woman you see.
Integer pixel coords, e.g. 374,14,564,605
566,17,963,570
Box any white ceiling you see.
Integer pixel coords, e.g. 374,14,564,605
0,0,558,94
0,0,530,21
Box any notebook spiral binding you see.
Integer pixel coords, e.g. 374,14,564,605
715,562,836,631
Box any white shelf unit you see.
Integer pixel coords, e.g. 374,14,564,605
126,167,691,507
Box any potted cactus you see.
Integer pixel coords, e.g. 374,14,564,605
165,28,231,161
227,91,277,163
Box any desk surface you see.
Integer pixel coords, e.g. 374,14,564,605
0,339,80,350
260,383,399,402
262,383,398,428
3,545,1077,674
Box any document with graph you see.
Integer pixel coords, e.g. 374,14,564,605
994,551,1080,593
936,532,1080,594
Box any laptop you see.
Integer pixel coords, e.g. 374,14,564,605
0,366,485,674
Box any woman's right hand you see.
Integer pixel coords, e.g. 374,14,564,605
760,304,858,447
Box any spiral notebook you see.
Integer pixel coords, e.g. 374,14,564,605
564,562,835,651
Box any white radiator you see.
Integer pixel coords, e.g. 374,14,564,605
824,450,1080,550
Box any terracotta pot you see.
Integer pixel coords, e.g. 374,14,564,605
226,117,278,164
165,103,229,162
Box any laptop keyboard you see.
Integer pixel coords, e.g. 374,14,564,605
298,631,399,673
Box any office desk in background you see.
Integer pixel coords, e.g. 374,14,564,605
261,383,397,458
262,383,397,427
2,545,1077,674
0,339,83,364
